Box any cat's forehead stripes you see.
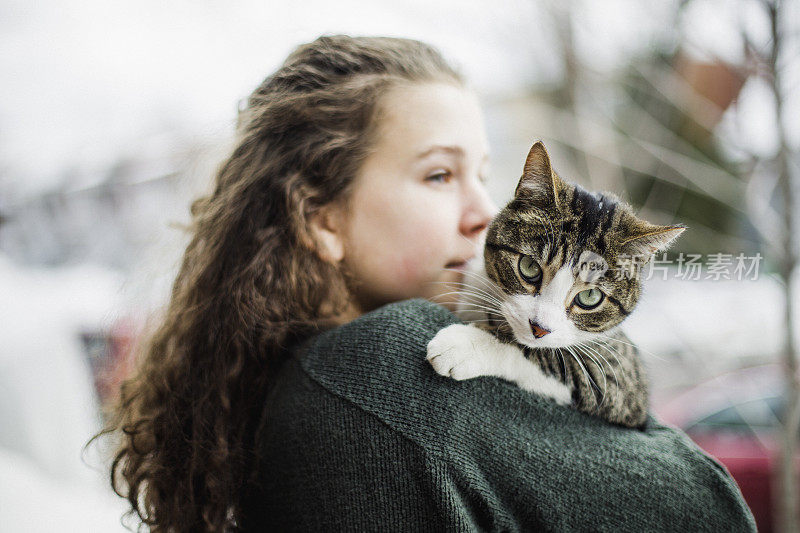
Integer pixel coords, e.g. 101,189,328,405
506,191,619,268
565,184,618,258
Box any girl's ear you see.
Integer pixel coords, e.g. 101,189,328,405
308,205,346,263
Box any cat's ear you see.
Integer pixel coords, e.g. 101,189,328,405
515,141,565,208
619,217,686,260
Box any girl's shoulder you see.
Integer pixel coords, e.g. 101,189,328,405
292,298,578,454
258,299,755,532
297,298,458,407
294,298,473,448
292,297,643,450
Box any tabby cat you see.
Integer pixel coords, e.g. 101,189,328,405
426,141,684,428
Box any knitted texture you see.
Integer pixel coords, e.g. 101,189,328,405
241,299,756,532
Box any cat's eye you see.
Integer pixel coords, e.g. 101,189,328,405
518,255,542,283
574,288,604,309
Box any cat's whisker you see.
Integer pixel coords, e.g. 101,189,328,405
595,333,667,363
575,342,618,393
434,268,503,295
564,345,604,402
434,281,502,308
456,308,506,321
455,269,507,300
448,301,506,319
584,353,608,408
564,346,604,400
428,285,505,311
593,333,638,349
453,286,505,307
430,285,504,307
583,339,625,370
430,278,496,292
459,299,505,314
574,346,609,406
583,341,636,407
429,290,502,311
450,293,506,314
587,338,637,371
576,342,619,387
555,348,569,383
591,332,642,352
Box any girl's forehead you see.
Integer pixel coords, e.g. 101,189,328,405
374,82,490,159
414,144,491,164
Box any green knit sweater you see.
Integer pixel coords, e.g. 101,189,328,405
241,299,756,532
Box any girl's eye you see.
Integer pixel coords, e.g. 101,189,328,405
518,255,542,283
425,170,452,183
574,288,604,309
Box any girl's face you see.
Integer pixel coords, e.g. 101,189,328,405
333,82,497,315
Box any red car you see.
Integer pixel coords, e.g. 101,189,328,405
653,364,794,533
80,318,138,409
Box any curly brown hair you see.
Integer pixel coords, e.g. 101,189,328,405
91,35,463,532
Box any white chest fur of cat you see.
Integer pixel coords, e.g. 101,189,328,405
426,141,683,427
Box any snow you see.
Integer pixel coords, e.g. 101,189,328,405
0,447,129,532
717,76,781,159
572,0,677,72
0,255,128,529
625,273,789,363
622,270,800,395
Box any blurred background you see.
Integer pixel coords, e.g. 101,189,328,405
1,0,799,530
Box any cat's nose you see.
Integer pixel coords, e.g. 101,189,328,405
529,319,551,338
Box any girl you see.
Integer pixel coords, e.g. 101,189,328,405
99,35,755,532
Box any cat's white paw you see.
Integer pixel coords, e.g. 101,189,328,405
426,324,573,407
426,324,493,381
537,379,572,406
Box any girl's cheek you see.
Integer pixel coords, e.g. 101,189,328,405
397,255,423,286
367,249,419,287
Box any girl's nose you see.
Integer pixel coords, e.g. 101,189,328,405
460,181,498,238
